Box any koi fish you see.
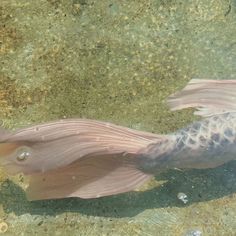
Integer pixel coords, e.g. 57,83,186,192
0,79,236,201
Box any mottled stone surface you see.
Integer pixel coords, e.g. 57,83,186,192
1,0,236,235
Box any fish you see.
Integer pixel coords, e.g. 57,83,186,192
0,78,236,201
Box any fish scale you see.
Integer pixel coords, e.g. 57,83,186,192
138,112,236,174
176,112,236,151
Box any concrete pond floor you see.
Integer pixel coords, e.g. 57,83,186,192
1,0,236,235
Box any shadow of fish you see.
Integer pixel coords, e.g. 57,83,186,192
0,79,236,201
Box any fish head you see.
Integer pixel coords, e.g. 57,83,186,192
0,143,34,175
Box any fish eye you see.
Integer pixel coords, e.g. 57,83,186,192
16,147,31,162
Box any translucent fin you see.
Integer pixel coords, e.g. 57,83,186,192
0,127,11,138
9,119,160,142
167,79,236,117
0,143,21,158
26,154,152,200
2,119,162,175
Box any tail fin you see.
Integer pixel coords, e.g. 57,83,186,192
26,153,152,200
0,119,167,200
0,119,162,175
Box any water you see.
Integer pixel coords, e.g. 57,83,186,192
1,0,236,235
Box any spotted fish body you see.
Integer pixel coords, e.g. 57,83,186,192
138,112,236,174
0,79,236,200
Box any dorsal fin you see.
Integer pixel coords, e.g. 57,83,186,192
167,79,236,117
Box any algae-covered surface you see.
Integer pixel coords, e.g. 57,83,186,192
1,0,236,235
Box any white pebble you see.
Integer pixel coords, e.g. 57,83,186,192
177,192,188,204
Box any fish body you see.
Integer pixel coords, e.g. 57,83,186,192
0,79,236,200
138,112,236,174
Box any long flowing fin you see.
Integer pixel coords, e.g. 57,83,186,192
26,153,152,200
167,79,236,117
0,119,163,175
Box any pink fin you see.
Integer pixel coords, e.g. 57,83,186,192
1,119,162,175
0,127,11,138
167,79,236,117
26,154,152,200
0,143,21,157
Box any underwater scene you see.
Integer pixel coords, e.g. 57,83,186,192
1,0,236,235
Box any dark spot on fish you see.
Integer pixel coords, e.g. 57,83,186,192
224,128,233,138
199,135,206,143
190,129,198,136
192,122,201,131
188,138,196,145
179,132,188,144
211,133,220,143
177,138,185,150
208,140,214,147
221,138,231,146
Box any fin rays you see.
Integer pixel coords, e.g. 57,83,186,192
167,79,236,117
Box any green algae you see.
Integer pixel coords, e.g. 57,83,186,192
1,0,236,235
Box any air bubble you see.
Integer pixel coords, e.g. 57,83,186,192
177,192,188,204
184,229,202,236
